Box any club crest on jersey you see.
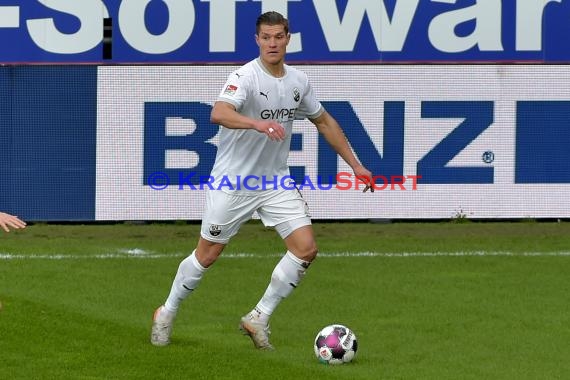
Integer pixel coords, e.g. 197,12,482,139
293,88,300,102
224,85,238,96
209,224,222,237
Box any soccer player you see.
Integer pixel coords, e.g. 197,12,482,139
151,11,373,350
0,212,26,233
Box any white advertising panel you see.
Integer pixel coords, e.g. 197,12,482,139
96,65,570,220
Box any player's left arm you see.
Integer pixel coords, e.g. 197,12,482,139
0,212,26,233
309,110,374,192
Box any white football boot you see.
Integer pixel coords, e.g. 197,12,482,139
239,314,274,350
150,306,175,346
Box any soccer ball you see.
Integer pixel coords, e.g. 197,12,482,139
314,324,358,364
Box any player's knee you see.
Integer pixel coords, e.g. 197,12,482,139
195,243,225,268
298,242,318,262
196,251,219,268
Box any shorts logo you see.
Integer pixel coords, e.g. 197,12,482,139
209,224,222,237
293,88,300,102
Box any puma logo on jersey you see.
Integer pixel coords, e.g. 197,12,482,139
234,72,243,79
259,91,269,100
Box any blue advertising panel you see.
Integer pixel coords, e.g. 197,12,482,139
0,69,12,211
0,0,569,64
0,66,98,220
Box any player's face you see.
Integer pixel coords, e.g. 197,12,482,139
256,24,290,65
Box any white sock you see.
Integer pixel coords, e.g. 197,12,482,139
164,250,207,314
253,251,310,321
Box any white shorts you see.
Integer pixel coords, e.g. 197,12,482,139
200,188,311,244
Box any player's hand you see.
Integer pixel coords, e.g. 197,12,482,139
352,165,374,193
256,121,286,141
0,212,27,232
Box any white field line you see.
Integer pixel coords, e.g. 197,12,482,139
1,250,570,260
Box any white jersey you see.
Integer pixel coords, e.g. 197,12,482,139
210,58,323,192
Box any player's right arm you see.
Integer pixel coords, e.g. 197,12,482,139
210,101,285,141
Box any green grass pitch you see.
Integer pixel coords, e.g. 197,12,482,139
1,221,570,379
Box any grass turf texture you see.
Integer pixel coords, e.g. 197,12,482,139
1,221,570,379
